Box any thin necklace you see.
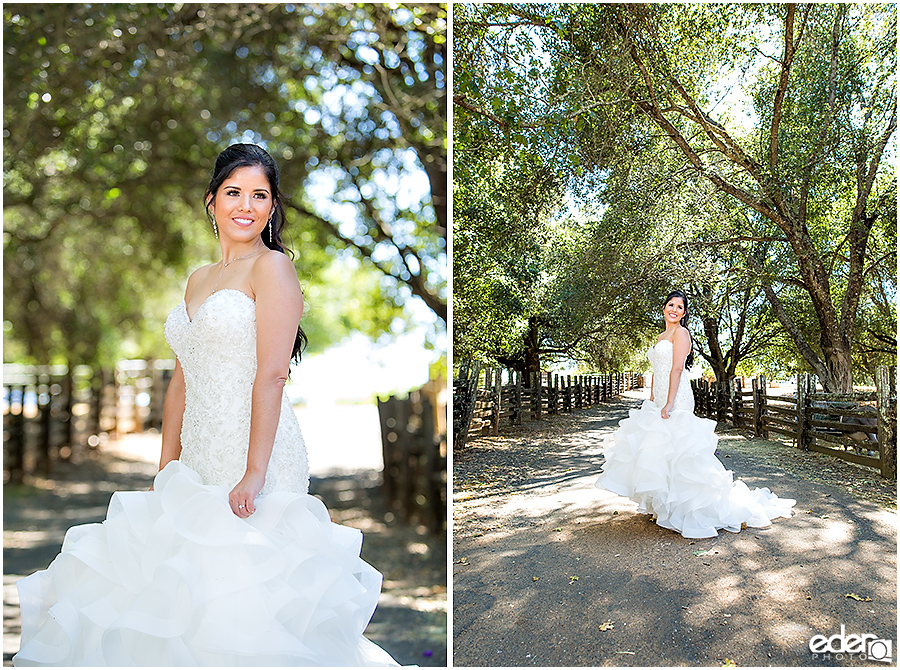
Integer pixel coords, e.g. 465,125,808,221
213,246,265,291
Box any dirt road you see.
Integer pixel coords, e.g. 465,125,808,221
453,393,896,667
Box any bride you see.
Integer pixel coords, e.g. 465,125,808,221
594,290,795,539
14,144,399,666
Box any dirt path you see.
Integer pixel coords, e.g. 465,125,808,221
453,393,896,667
4,435,446,667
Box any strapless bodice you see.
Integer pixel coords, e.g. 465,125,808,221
164,288,309,494
648,339,694,412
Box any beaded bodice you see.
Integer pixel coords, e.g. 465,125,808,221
648,339,694,412
164,288,309,494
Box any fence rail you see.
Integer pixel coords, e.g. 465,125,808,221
453,362,641,448
3,361,173,483
6,361,450,533
691,366,897,479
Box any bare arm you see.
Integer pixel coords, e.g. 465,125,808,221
228,251,303,517
649,372,654,402
662,328,692,419
159,359,186,470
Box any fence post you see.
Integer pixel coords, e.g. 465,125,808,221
513,370,523,425
547,371,555,415
491,368,501,436
710,379,722,423
534,369,542,420
751,377,761,437
60,367,74,460
758,375,768,438
417,391,443,533
549,373,556,415
732,378,741,427
700,380,707,417
876,365,897,479
452,358,482,452
797,373,810,450
694,379,701,416
556,373,562,412
37,373,53,476
6,385,26,484
377,395,400,518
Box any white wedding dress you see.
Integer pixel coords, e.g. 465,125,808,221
595,339,795,539
14,289,399,666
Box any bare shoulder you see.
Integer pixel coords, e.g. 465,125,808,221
249,249,300,297
675,326,692,345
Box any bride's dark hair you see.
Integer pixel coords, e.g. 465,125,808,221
205,143,308,362
665,289,694,370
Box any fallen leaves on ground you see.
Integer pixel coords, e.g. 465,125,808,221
845,593,872,602
598,620,614,631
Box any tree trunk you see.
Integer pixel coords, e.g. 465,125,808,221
700,315,729,381
523,316,542,386
822,342,854,394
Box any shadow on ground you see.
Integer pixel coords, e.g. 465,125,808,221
453,397,896,667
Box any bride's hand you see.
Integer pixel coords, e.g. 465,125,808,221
661,403,673,420
229,471,265,518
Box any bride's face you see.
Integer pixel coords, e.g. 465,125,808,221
208,165,275,245
663,297,685,325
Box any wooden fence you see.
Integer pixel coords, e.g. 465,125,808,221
453,360,642,449
3,361,173,484
377,377,447,533
691,366,897,479
6,360,448,531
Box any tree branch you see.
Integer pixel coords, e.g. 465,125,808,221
840,108,897,336
679,235,789,248
284,197,446,323
453,93,631,130
745,254,830,382
769,4,802,170
800,4,843,221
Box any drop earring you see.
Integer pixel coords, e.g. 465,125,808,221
268,216,273,245
213,219,218,240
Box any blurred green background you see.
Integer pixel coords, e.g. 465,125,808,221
3,3,447,392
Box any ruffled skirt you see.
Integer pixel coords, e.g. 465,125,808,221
595,400,795,539
13,461,399,666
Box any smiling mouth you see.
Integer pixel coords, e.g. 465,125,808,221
233,218,254,225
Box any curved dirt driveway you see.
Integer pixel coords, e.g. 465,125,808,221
453,393,896,667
